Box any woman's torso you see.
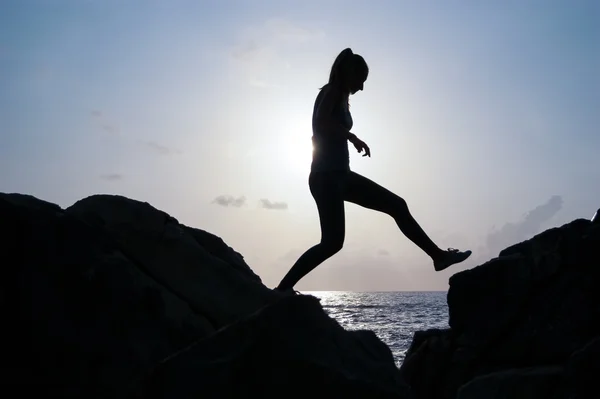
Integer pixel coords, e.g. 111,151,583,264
310,86,353,173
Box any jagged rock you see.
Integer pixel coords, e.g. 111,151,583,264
137,295,411,398
5,189,597,398
0,193,213,398
399,329,455,399
66,194,279,327
400,218,600,399
1,192,411,398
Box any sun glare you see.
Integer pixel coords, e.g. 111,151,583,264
279,129,314,175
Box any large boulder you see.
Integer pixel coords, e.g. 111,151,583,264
137,294,411,398
400,218,600,399
1,193,213,398
66,194,277,327
1,192,411,398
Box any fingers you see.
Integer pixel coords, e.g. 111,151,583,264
363,144,371,157
354,140,371,157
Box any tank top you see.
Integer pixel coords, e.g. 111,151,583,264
310,88,353,172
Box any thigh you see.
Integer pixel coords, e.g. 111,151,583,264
343,171,402,214
309,172,346,243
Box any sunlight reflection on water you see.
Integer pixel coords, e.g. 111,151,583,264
305,291,449,367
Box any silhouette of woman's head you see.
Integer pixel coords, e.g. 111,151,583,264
327,48,369,95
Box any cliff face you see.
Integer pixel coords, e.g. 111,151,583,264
1,193,409,398
400,218,599,399
2,192,597,398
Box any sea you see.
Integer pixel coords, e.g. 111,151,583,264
304,291,449,367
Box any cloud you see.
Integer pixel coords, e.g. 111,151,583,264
484,195,563,257
212,195,246,208
230,18,325,87
140,140,182,155
90,109,120,135
259,198,288,210
100,173,123,181
231,19,323,61
100,124,120,134
89,110,180,155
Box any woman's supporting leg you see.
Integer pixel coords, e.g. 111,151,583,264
343,171,445,260
276,172,346,291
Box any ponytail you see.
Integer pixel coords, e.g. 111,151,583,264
327,48,354,86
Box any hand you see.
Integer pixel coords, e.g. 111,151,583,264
350,135,371,157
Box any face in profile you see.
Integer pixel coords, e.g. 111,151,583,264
348,66,368,95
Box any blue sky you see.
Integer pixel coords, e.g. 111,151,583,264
1,0,598,290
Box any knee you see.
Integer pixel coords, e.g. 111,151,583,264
392,196,410,218
321,236,344,256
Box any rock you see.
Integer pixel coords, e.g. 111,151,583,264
137,295,411,398
1,192,411,398
1,192,63,213
400,218,600,399
182,226,261,282
6,189,597,398
66,194,279,327
456,366,565,399
0,193,213,398
399,329,455,399
592,208,599,223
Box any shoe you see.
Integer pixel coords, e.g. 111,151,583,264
434,248,472,271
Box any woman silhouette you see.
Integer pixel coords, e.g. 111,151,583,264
276,48,471,292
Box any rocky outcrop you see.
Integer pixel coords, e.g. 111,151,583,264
400,218,600,399
66,195,274,327
1,193,214,397
0,193,408,398
3,191,596,398
138,294,409,398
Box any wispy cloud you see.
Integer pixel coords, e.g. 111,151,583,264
140,140,182,155
100,124,120,134
100,173,123,181
231,17,325,88
259,198,288,210
483,195,563,257
90,109,120,135
212,195,246,208
89,110,181,156
377,249,390,256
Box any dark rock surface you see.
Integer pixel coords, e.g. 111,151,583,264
2,191,596,398
66,194,274,327
400,218,600,399
138,294,410,398
1,193,214,397
0,193,408,398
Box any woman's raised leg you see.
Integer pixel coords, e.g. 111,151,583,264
343,172,470,270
